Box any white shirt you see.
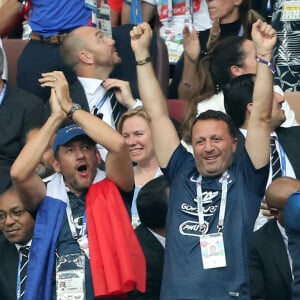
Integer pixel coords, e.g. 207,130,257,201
15,240,32,257
239,129,296,186
78,77,118,161
148,228,166,248
239,129,296,231
78,77,115,129
197,88,299,128
0,39,8,81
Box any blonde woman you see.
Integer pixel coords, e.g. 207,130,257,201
118,107,162,228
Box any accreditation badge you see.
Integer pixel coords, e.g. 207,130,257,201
200,232,227,269
281,1,300,21
160,22,193,64
97,3,112,38
56,253,86,300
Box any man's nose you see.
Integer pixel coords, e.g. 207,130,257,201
4,214,15,225
204,141,214,151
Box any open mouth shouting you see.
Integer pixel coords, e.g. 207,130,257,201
76,164,89,176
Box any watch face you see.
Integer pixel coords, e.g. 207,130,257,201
67,104,81,118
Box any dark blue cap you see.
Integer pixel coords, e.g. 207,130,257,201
53,124,88,153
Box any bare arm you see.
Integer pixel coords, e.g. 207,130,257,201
130,23,180,168
178,26,200,100
245,20,277,169
110,8,121,27
10,90,65,212
121,2,131,24
0,0,22,38
40,71,134,192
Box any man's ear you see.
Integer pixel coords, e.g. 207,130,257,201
52,158,61,173
230,65,243,77
246,102,253,113
95,148,101,165
231,137,238,153
269,208,280,218
78,50,93,64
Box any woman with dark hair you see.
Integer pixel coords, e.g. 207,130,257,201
180,34,298,148
169,0,262,98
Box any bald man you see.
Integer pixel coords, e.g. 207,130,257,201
60,26,143,160
282,178,300,300
249,177,300,300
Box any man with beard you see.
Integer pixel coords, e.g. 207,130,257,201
60,26,143,160
10,71,145,300
129,20,276,299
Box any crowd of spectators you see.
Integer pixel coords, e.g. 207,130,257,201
0,0,300,299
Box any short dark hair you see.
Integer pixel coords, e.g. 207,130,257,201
223,74,255,128
60,29,87,72
137,176,169,230
192,110,238,139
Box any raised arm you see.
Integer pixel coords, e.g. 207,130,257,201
10,89,65,212
178,26,201,100
0,0,22,38
245,19,277,169
130,23,180,168
40,71,134,192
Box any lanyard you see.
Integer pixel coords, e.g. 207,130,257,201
16,257,22,300
184,0,194,24
0,82,7,107
66,201,87,240
196,171,229,233
95,86,114,111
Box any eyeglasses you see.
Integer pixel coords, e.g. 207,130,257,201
0,209,26,224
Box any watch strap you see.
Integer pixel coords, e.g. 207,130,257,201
67,103,81,119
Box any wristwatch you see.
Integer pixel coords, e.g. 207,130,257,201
67,103,81,119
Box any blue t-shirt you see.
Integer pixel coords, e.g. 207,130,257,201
161,145,269,300
55,192,95,300
29,0,91,37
